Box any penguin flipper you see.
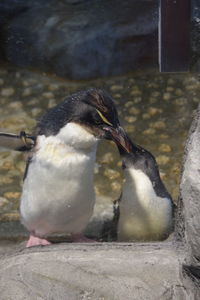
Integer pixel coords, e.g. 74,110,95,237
100,196,121,242
0,131,35,152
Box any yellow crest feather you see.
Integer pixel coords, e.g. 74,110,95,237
96,109,113,126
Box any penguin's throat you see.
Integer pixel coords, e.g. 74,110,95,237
35,123,98,166
124,168,156,206
37,122,98,152
58,122,98,150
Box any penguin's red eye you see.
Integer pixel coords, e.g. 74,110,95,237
93,112,103,125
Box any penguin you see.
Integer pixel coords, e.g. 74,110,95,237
116,139,174,242
20,88,131,247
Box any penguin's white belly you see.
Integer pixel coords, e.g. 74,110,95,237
118,170,173,241
20,135,96,237
118,197,172,241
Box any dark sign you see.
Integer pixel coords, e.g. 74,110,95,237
159,0,191,72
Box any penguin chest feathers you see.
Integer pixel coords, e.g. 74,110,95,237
118,168,173,241
36,122,98,164
20,122,98,236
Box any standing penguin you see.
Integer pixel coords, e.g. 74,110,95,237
117,140,174,242
20,88,131,247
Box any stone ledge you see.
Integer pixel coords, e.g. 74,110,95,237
0,242,189,300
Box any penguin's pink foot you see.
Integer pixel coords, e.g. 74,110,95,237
71,233,96,243
26,235,51,247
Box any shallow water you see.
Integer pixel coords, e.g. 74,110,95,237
0,64,199,223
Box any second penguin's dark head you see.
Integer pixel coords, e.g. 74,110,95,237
118,138,172,199
35,88,132,152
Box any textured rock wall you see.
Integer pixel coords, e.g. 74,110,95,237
179,105,200,265
0,243,190,300
0,0,199,79
0,0,158,79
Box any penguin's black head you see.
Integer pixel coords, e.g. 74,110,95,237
36,88,132,152
121,145,159,176
118,138,160,177
119,139,171,198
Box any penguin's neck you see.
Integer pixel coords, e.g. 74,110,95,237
35,122,98,170
56,122,98,151
123,168,161,207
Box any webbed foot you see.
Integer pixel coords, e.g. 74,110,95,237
26,235,51,247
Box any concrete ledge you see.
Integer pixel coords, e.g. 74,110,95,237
0,242,189,300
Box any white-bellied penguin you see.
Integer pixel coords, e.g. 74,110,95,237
20,88,131,247
116,139,174,242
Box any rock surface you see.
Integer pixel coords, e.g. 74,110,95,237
0,0,158,79
0,242,192,300
179,104,200,265
0,0,199,79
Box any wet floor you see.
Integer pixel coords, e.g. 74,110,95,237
0,64,199,224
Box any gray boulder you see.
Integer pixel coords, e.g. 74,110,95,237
1,0,200,79
178,104,200,266
0,243,190,300
0,0,158,79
